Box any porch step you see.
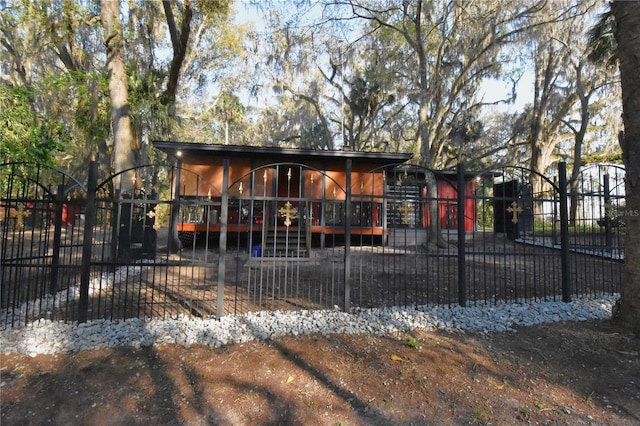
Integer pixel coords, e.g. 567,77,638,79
261,229,308,257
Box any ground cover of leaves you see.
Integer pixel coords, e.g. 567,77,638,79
1,319,639,425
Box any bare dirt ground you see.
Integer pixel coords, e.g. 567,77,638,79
1,228,634,424
2,319,639,425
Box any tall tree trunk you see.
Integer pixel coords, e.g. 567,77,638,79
101,0,136,194
90,78,111,174
414,0,447,249
528,44,557,215
162,0,193,106
568,62,590,226
612,0,640,333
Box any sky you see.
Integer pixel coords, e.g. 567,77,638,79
480,72,535,114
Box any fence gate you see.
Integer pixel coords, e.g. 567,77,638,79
466,165,568,304
220,162,348,315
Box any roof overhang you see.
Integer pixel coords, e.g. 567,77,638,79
152,141,413,167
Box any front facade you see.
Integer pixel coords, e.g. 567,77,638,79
152,141,477,251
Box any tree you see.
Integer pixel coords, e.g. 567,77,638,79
100,0,136,193
341,60,400,151
241,93,328,149
563,56,621,224
332,0,552,247
215,91,244,145
611,0,640,333
114,0,246,153
515,0,621,213
511,0,621,219
251,10,336,149
0,0,110,172
2,0,244,176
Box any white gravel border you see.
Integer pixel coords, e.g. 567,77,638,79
1,294,617,356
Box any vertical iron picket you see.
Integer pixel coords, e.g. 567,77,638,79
457,164,466,307
169,161,182,253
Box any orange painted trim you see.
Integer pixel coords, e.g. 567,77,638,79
177,223,389,236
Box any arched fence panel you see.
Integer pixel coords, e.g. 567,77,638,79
348,164,464,309
79,163,224,323
566,164,625,296
348,162,623,310
466,165,566,305
1,162,225,327
1,163,87,327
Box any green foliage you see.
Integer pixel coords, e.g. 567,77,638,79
585,391,594,405
0,84,64,164
519,405,531,420
406,336,420,349
195,0,232,21
476,182,495,230
472,408,489,423
127,66,174,139
587,8,617,68
300,123,329,150
582,149,623,165
217,92,244,119
0,0,622,172
45,69,111,144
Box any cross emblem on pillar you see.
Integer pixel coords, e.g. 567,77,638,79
12,204,31,230
397,201,413,225
507,201,523,224
279,201,298,227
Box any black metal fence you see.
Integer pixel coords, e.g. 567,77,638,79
1,160,624,328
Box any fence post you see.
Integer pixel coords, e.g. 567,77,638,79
50,184,64,294
558,162,571,303
217,159,230,318
344,159,352,311
457,164,466,307
79,161,98,323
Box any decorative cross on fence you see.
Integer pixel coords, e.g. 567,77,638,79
279,201,298,227
12,204,31,230
397,201,413,224
507,201,523,224
146,209,162,231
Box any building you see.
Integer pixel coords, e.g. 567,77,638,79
152,141,478,250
